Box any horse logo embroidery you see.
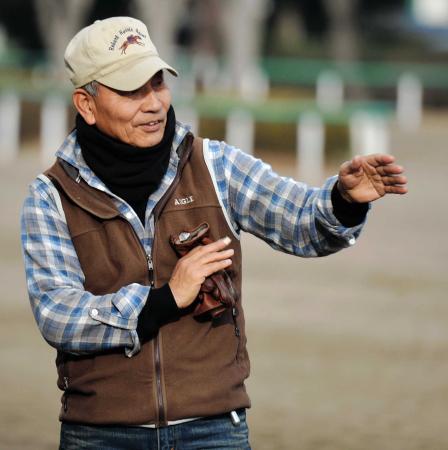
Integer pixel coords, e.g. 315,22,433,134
119,35,144,54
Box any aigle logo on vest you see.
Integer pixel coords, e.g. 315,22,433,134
174,196,194,206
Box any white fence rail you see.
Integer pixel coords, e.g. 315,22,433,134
0,72,423,184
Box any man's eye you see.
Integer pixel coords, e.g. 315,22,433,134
152,74,164,88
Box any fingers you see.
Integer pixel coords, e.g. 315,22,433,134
202,259,233,278
350,153,401,171
339,157,363,177
363,153,396,167
187,237,235,267
381,175,408,186
376,164,405,176
384,185,408,195
201,248,234,264
351,154,407,179
188,236,232,258
169,236,234,308
349,155,363,171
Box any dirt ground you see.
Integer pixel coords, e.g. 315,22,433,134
1,115,447,450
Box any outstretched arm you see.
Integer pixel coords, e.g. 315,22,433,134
337,154,408,203
207,141,372,257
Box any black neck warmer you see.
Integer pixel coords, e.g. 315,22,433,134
76,106,176,224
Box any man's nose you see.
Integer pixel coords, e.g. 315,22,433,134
141,89,162,112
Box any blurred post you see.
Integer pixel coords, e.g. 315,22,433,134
324,0,367,99
316,70,344,113
134,0,185,64
221,0,270,99
190,0,225,91
239,66,270,103
350,112,390,156
396,73,423,132
324,0,359,60
412,0,448,27
170,70,197,104
226,109,255,155
40,95,68,168
34,0,94,78
297,112,325,185
0,91,20,165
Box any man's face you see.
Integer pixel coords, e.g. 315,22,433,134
89,71,172,148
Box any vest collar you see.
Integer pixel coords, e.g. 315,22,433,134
46,158,120,219
46,131,195,220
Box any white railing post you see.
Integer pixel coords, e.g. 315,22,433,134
240,66,270,102
0,90,21,165
397,73,423,132
225,109,254,154
350,112,390,157
297,112,325,185
316,70,344,113
40,95,68,168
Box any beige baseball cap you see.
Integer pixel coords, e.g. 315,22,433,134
64,16,178,91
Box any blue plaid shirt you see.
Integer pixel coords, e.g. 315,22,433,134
21,121,366,357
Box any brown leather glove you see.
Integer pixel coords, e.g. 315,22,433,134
170,223,238,319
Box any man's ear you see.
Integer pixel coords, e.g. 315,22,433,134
72,89,97,125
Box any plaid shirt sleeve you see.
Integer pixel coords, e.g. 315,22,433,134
20,175,150,357
206,140,368,256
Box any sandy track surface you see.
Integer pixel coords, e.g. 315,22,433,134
1,117,447,449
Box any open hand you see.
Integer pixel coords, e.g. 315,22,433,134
337,154,408,203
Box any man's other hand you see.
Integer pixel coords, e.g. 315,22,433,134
169,237,234,309
337,154,408,203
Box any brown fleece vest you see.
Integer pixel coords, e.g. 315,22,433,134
45,134,250,426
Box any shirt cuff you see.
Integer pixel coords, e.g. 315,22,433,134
88,283,150,330
136,283,181,342
331,182,369,227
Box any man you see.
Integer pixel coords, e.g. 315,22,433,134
21,16,407,450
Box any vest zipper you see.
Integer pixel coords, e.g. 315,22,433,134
124,219,163,423
151,133,194,427
146,254,154,286
154,337,165,425
63,376,69,412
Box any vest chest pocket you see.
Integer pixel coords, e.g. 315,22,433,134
70,219,148,295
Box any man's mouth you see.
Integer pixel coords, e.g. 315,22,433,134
139,119,163,131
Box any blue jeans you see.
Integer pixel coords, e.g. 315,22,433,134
59,409,250,450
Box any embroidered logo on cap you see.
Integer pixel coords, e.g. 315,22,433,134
119,34,144,54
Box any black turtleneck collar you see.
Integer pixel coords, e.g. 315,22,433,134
76,106,176,224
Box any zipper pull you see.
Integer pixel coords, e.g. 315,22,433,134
146,254,153,271
63,376,69,390
146,254,154,286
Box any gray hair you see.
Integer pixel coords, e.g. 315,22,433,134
82,80,99,97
